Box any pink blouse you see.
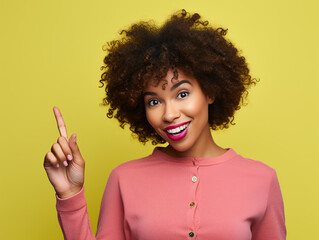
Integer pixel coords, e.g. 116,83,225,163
56,148,286,240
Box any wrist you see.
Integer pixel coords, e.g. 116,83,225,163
57,186,83,199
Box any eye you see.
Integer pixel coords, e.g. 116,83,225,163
148,99,160,106
177,91,189,99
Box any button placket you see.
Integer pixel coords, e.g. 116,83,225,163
187,159,200,239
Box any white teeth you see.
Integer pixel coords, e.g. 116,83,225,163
167,122,190,134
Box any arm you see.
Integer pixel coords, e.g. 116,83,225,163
44,106,88,239
56,187,95,240
45,107,126,239
251,170,287,240
56,169,126,240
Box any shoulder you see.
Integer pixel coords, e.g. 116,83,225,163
108,153,156,178
229,151,278,182
233,151,275,170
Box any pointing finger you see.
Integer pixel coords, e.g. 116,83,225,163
53,106,68,139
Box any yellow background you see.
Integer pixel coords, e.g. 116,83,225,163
1,0,318,239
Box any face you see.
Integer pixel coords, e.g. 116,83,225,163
144,69,214,156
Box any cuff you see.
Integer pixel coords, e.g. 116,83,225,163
56,186,87,212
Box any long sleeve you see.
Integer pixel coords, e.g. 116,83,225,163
251,170,286,240
56,187,95,240
56,169,126,240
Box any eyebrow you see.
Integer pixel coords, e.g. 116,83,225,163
171,80,192,91
143,80,192,96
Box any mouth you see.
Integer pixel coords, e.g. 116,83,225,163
164,121,190,141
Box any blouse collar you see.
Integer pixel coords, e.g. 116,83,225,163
151,147,238,166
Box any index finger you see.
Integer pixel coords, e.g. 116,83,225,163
53,106,68,139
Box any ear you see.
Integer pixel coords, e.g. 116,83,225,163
207,96,214,104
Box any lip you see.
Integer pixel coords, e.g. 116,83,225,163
164,121,190,130
164,121,190,141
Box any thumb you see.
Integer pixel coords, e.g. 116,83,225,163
69,134,84,164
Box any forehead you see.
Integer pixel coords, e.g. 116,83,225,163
144,69,196,91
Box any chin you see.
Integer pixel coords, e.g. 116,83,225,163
168,141,192,154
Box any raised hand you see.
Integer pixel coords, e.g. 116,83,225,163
43,107,85,199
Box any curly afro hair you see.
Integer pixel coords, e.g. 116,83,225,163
99,9,257,145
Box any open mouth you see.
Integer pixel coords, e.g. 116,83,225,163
164,121,190,140
166,122,190,135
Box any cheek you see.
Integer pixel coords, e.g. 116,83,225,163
145,109,159,129
184,96,209,119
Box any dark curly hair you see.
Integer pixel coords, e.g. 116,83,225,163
99,9,257,145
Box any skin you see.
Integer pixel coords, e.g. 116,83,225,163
44,69,226,199
43,107,84,199
144,69,226,158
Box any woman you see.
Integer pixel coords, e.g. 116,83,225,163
44,10,286,240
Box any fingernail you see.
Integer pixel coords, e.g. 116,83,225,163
67,154,73,161
74,134,77,143
56,163,60,168
63,160,68,167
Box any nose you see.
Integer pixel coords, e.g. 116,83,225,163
162,101,181,123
